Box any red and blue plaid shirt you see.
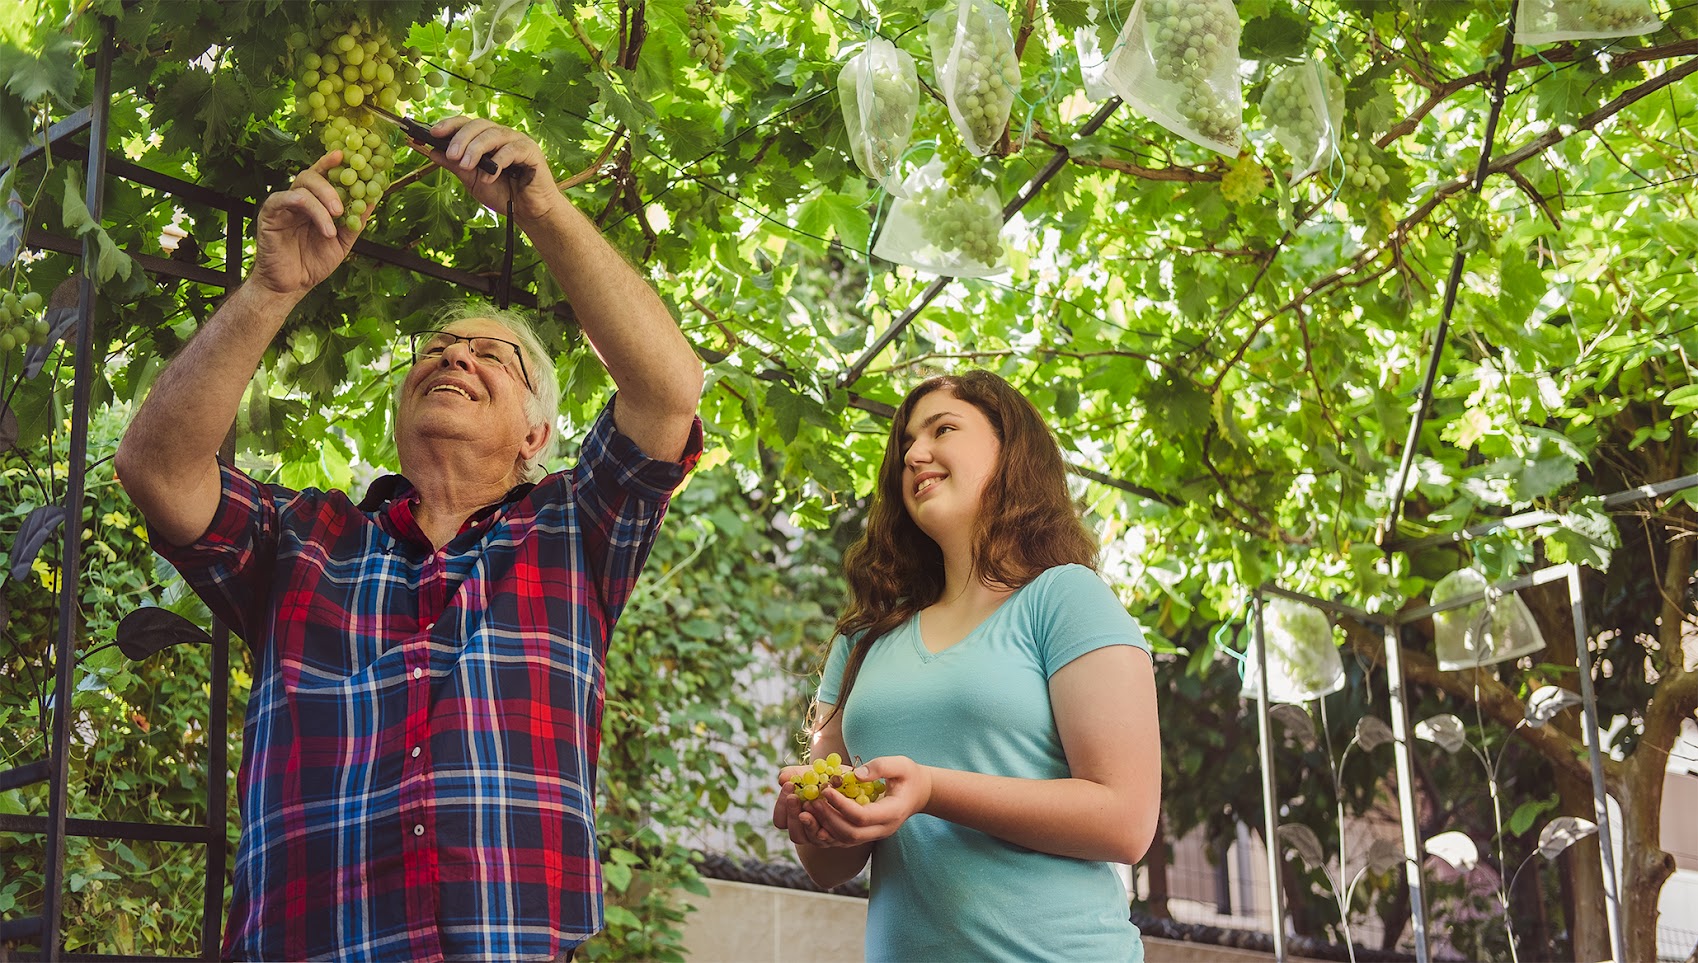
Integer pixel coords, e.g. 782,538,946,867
153,400,701,962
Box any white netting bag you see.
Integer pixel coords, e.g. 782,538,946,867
1431,570,1546,671
1241,598,1345,703
1105,0,1242,156
1515,0,1661,45
1260,60,1344,184
928,0,1021,157
871,158,1007,277
839,39,920,195
1075,19,1114,101
467,0,530,62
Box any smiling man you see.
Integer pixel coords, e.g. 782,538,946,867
115,117,702,962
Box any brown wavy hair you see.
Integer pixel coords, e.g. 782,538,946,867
816,370,1098,729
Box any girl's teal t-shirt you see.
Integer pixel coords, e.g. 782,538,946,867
818,563,1152,963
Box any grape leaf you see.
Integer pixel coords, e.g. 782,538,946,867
1,35,81,105
1241,6,1311,62
60,164,96,237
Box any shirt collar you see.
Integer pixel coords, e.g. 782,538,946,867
358,474,536,543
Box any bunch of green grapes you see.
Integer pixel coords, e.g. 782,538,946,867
790,753,887,806
1262,69,1324,145
917,179,1005,267
1143,0,1238,143
687,0,727,73
1340,139,1390,193
841,46,919,181
287,16,422,229
1220,154,1269,205
927,3,1020,150
1528,0,1658,34
0,290,47,354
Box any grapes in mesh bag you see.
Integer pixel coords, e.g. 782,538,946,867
839,39,920,194
928,0,1020,157
1240,598,1343,703
871,159,1008,278
1515,0,1661,45
1431,570,1547,671
1260,61,1343,184
1105,0,1242,156
467,0,531,63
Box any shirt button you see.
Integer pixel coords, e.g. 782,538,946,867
423,621,434,633
413,824,425,837
413,667,423,680
411,746,421,758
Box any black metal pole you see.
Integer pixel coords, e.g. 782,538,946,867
42,19,115,962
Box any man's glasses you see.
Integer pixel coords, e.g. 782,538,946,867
409,329,532,390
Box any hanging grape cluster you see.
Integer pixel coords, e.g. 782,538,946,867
289,15,425,230
1262,69,1329,149
1340,139,1390,193
687,0,727,73
1568,0,1658,32
789,753,887,806
1143,0,1238,145
927,2,1021,151
917,181,1005,267
0,291,47,354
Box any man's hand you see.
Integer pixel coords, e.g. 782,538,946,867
412,116,565,226
251,151,369,299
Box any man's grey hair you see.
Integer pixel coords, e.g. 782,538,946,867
400,300,561,484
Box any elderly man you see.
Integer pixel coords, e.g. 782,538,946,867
115,117,702,961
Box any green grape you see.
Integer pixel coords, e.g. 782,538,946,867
686,0,728,73
20,291,43,313
0,332,14,353
788,755,887,806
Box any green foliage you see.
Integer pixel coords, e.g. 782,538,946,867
2,0,1696,956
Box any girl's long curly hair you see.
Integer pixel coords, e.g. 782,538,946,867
816,370,1098,729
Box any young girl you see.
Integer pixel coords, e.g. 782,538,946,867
773,370,1160,962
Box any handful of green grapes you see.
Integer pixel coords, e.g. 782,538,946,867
0,291,48,354
790,753,888,806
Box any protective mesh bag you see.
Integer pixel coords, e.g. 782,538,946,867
1515,0,1661,45
871,158,1007,278
1431,569,1547,671
1260,60,1344,184
1105,0,1242,155
467,0,530,62
839,38,920,195
928,0,1021,157
1075,19,1114,101
1241,598,1344,703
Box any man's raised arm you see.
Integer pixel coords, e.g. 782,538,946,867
415,118,704,462
116,152,366,546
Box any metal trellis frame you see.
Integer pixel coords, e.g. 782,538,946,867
1249,467,1698,963
0,16,575,960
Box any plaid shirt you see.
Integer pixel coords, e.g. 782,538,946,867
153,400,701,962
